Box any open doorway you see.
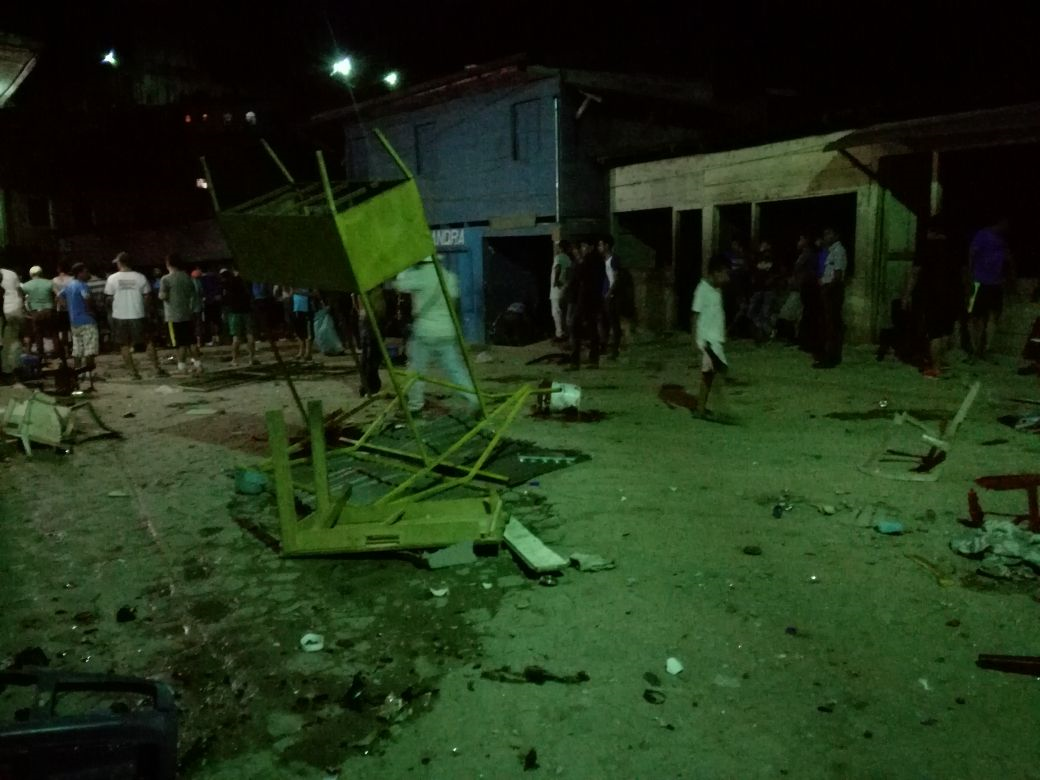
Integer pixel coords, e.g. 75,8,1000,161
483,235,553,345
716,204,752,254
758,193,858,273
675,209,702,331
941,144,1040,277
615,208,673,268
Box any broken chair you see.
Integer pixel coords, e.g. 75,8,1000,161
859,381,980,482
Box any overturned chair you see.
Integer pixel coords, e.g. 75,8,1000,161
207,132,546,555
859,381,980,482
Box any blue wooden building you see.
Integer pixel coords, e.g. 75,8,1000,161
312,56,711,342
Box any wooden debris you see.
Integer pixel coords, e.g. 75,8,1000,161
504,517,567,573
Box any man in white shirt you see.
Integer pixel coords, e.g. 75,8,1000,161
105,252,166,379
1,260,23,380
815,227,848,369
691,255,730,419
549,240,572,341
393,257,477,415
598,235,624,359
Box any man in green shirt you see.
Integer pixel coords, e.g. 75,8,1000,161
21,265,55,358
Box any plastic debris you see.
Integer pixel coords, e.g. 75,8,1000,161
299,633,325,652
106,490,131,498
875,520,905,535
234,468,269,495
424,542,477,569
429,587,449,598
816,504,837,515
474,351,495,363
570,552,616,572
481,582,493,590
377,693,404,720
666,657,684,675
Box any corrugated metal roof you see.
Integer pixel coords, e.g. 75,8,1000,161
824,102,1040,153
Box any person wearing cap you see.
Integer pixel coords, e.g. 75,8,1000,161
21,265,55,360
105,252,166,379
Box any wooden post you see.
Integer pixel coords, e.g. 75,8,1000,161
307,399,331,518
266,409,298,554
929,151,943,218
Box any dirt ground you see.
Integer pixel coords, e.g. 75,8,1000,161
2,333,1039,779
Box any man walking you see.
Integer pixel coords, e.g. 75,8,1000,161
106,252,166,379
692,255,730,420
160,254,203,374
814,227,847,369
393,256,477,415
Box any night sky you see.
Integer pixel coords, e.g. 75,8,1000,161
6,0,1040,117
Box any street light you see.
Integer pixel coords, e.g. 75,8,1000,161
101,49,118,67
330,56,352,78
382,70,400,88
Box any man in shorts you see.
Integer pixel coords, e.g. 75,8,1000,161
691,255,730,420
968,216,1013,361
21,265,55,360
160,254,203,373
221,268,256,367
106,252,166,379
59,263,100,376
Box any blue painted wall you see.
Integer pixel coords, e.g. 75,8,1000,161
344,77,560,225
434,227,484,343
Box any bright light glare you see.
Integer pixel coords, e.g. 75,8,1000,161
383,71,400,88
101,49,118,66
331,57,353,78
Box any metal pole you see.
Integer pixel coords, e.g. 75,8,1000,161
261,138,297,184
198,156,220,213
430,254,486,419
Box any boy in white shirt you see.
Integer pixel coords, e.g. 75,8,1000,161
691,255,730,419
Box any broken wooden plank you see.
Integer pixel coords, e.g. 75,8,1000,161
504,517,567,573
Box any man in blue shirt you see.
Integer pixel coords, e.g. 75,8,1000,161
292,288,313,361
59,263,99,374
968,216,1013,360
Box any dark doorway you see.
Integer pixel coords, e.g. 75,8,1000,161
941,144,1040,278
675,209,702,331
758,193,858,275
483,235,553,345
616,208,673,269
716,203,752,254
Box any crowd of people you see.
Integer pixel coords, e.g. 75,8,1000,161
548,234,636,370
713,227,849,369
0,250,336,385
690,215,1017,419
